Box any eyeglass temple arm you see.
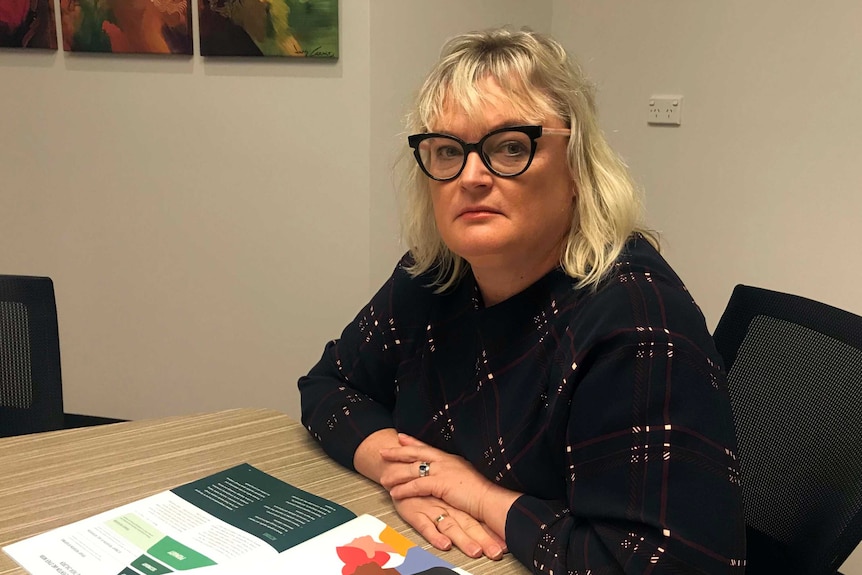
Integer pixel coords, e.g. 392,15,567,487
542,127,571,137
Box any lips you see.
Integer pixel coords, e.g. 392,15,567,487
457,205,502,218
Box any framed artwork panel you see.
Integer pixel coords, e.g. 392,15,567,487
1,0,58,49
199,0,338,58
59,0,192,54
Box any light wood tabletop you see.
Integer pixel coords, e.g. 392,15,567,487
0,408,529,575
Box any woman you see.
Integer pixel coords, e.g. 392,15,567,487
299,28,746,574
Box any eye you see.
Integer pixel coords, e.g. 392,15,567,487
500,140,529,156
489,139,529,158
435,144,463,159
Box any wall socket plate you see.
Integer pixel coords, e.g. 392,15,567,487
648,95,683,126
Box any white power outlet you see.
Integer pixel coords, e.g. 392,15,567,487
647,96,683,126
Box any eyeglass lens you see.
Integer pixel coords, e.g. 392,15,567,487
416,130,534,180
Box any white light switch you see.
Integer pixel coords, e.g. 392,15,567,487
647,96,683,126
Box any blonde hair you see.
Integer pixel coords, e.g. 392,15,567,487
401,27,657,291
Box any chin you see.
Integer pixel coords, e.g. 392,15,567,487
449,243,511,265
445,230,509,255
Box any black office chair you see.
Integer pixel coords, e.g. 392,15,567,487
0,274,65,437
713,284,862,575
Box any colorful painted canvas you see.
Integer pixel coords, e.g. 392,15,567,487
0,0,58,49
199,0,337,58
59,0,192,54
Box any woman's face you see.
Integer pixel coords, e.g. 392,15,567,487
428,78,575,273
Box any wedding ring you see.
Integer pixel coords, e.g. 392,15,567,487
418,461,431,477
435,513,447,524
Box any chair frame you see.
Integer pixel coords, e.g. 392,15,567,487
0,274,65,436
713,284,862,575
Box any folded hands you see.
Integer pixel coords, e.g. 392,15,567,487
379,433,520,561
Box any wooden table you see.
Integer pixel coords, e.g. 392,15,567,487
0,408,529,575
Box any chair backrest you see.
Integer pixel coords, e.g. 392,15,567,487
0,275,64,437
713,284,862,575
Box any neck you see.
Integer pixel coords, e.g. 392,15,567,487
470,245,563,307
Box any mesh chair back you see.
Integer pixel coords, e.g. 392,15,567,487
713,285,862,575
0,275,64,437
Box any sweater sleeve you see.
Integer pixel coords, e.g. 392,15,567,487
298,254,423,471
505,269,746,574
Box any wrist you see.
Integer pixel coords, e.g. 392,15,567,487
478,483,521,535
353,428,400,483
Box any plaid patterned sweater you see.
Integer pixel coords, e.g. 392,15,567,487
299,236,746,574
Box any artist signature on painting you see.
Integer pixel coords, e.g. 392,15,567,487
300,46,335,58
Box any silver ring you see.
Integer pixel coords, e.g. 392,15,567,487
418,461,431,477
435,513,447,524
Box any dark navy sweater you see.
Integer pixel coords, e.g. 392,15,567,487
299,236,746,574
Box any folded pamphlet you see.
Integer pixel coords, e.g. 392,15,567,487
3,463,468,575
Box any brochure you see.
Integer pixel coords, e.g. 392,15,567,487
3,463,468,575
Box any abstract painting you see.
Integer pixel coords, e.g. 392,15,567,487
0,0,58,49
59,0,192,54
199,0,337,58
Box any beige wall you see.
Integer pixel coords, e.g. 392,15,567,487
552,0,862,329
552,2,862,572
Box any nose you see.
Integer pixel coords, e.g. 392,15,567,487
458,150,493,188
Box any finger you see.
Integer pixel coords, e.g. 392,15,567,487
379,462,425,490
389,478,433,500
408,508,453,552
397,433,430,447
447,508,507,561
379,445,432,463
432,512,483,559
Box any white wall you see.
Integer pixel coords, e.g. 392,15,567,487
0,1,551,423
552,2,862,572
0,0,374,421
553,0,862,329
4,0,856,421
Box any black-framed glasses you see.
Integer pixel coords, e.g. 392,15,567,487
407,125,571,181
